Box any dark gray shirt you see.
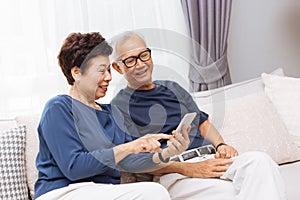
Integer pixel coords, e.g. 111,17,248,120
111,80,210,149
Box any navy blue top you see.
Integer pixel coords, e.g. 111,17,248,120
111,80,210,149
34,95,156,199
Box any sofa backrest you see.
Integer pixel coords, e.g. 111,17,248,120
16,114,40,200
191,68,300,165
0,119,18,131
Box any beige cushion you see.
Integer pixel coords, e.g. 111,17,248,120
200,93,300,164
262,73,300,147
16,114,40,200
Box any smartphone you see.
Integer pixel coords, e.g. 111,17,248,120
176,112,197,135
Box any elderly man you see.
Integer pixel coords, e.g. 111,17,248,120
111,31,287,200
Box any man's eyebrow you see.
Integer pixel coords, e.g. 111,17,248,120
116,48,147,60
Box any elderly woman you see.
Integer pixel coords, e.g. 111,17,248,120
34,32,190,200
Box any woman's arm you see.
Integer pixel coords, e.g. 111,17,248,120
39,103,120,180
117,126,191,173
113,133,172,163
42,101,181,178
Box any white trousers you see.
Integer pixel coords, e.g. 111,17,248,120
160,151,287,200
36,181,171,200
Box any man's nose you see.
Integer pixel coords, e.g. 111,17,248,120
135,58,145,67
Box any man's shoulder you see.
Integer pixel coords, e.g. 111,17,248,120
154,80,181,88
111,88,129,105
154,80,186,94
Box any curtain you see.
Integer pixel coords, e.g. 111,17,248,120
0,0,188,119
181,0,233,92
0,0,57,119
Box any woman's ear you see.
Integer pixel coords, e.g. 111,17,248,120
71,66,81,81
112,62,123,75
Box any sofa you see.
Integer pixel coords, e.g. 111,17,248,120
0,68,300,200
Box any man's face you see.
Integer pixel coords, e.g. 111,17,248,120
114,36,153,89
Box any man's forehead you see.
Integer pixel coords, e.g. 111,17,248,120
117,47,147,58
115,35,147,57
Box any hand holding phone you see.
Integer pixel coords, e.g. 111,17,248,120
176,112,197,135
160,113,195,161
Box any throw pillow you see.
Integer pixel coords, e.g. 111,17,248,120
200,93,300,164
0,125,28,200
262,73,300,147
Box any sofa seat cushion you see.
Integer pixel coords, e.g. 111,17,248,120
280,161,300,200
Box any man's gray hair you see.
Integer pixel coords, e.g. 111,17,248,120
111,31,147,60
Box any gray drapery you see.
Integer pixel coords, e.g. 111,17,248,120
181,0,233,92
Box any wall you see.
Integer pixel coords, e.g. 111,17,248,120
101,0,300,102
228,0,300,83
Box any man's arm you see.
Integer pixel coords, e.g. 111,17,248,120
148,159,233,178
199,120,238,158
146,121,239,178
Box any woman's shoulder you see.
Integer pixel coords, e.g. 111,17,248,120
42,95,72,114
45,94,70,107
39,95,71,123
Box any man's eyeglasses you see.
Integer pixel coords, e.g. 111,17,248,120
119,48,151,68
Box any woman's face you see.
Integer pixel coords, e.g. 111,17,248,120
77,55,112,100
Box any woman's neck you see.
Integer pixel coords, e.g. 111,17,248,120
69,86,102,110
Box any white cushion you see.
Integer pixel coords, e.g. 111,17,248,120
199,93,300,164
0,125,28,200
262,73,300,147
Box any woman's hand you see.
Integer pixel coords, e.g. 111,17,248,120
130,134,173,154
114,134,173,163
161,125,191,160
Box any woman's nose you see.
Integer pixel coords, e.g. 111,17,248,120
104,70,112,81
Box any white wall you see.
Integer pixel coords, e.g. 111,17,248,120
228,0,300,83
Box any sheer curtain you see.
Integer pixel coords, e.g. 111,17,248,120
0,0,58,119
0,0,188,119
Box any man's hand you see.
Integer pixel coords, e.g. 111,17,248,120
161,125,191,159
177,158,233,178
215,145,238,159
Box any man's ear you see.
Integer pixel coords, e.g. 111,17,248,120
71,66,81,80
112,62,123,75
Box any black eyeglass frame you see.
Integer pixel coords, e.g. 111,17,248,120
118,48,152,68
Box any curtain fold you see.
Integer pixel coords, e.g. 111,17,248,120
181,0,233,92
